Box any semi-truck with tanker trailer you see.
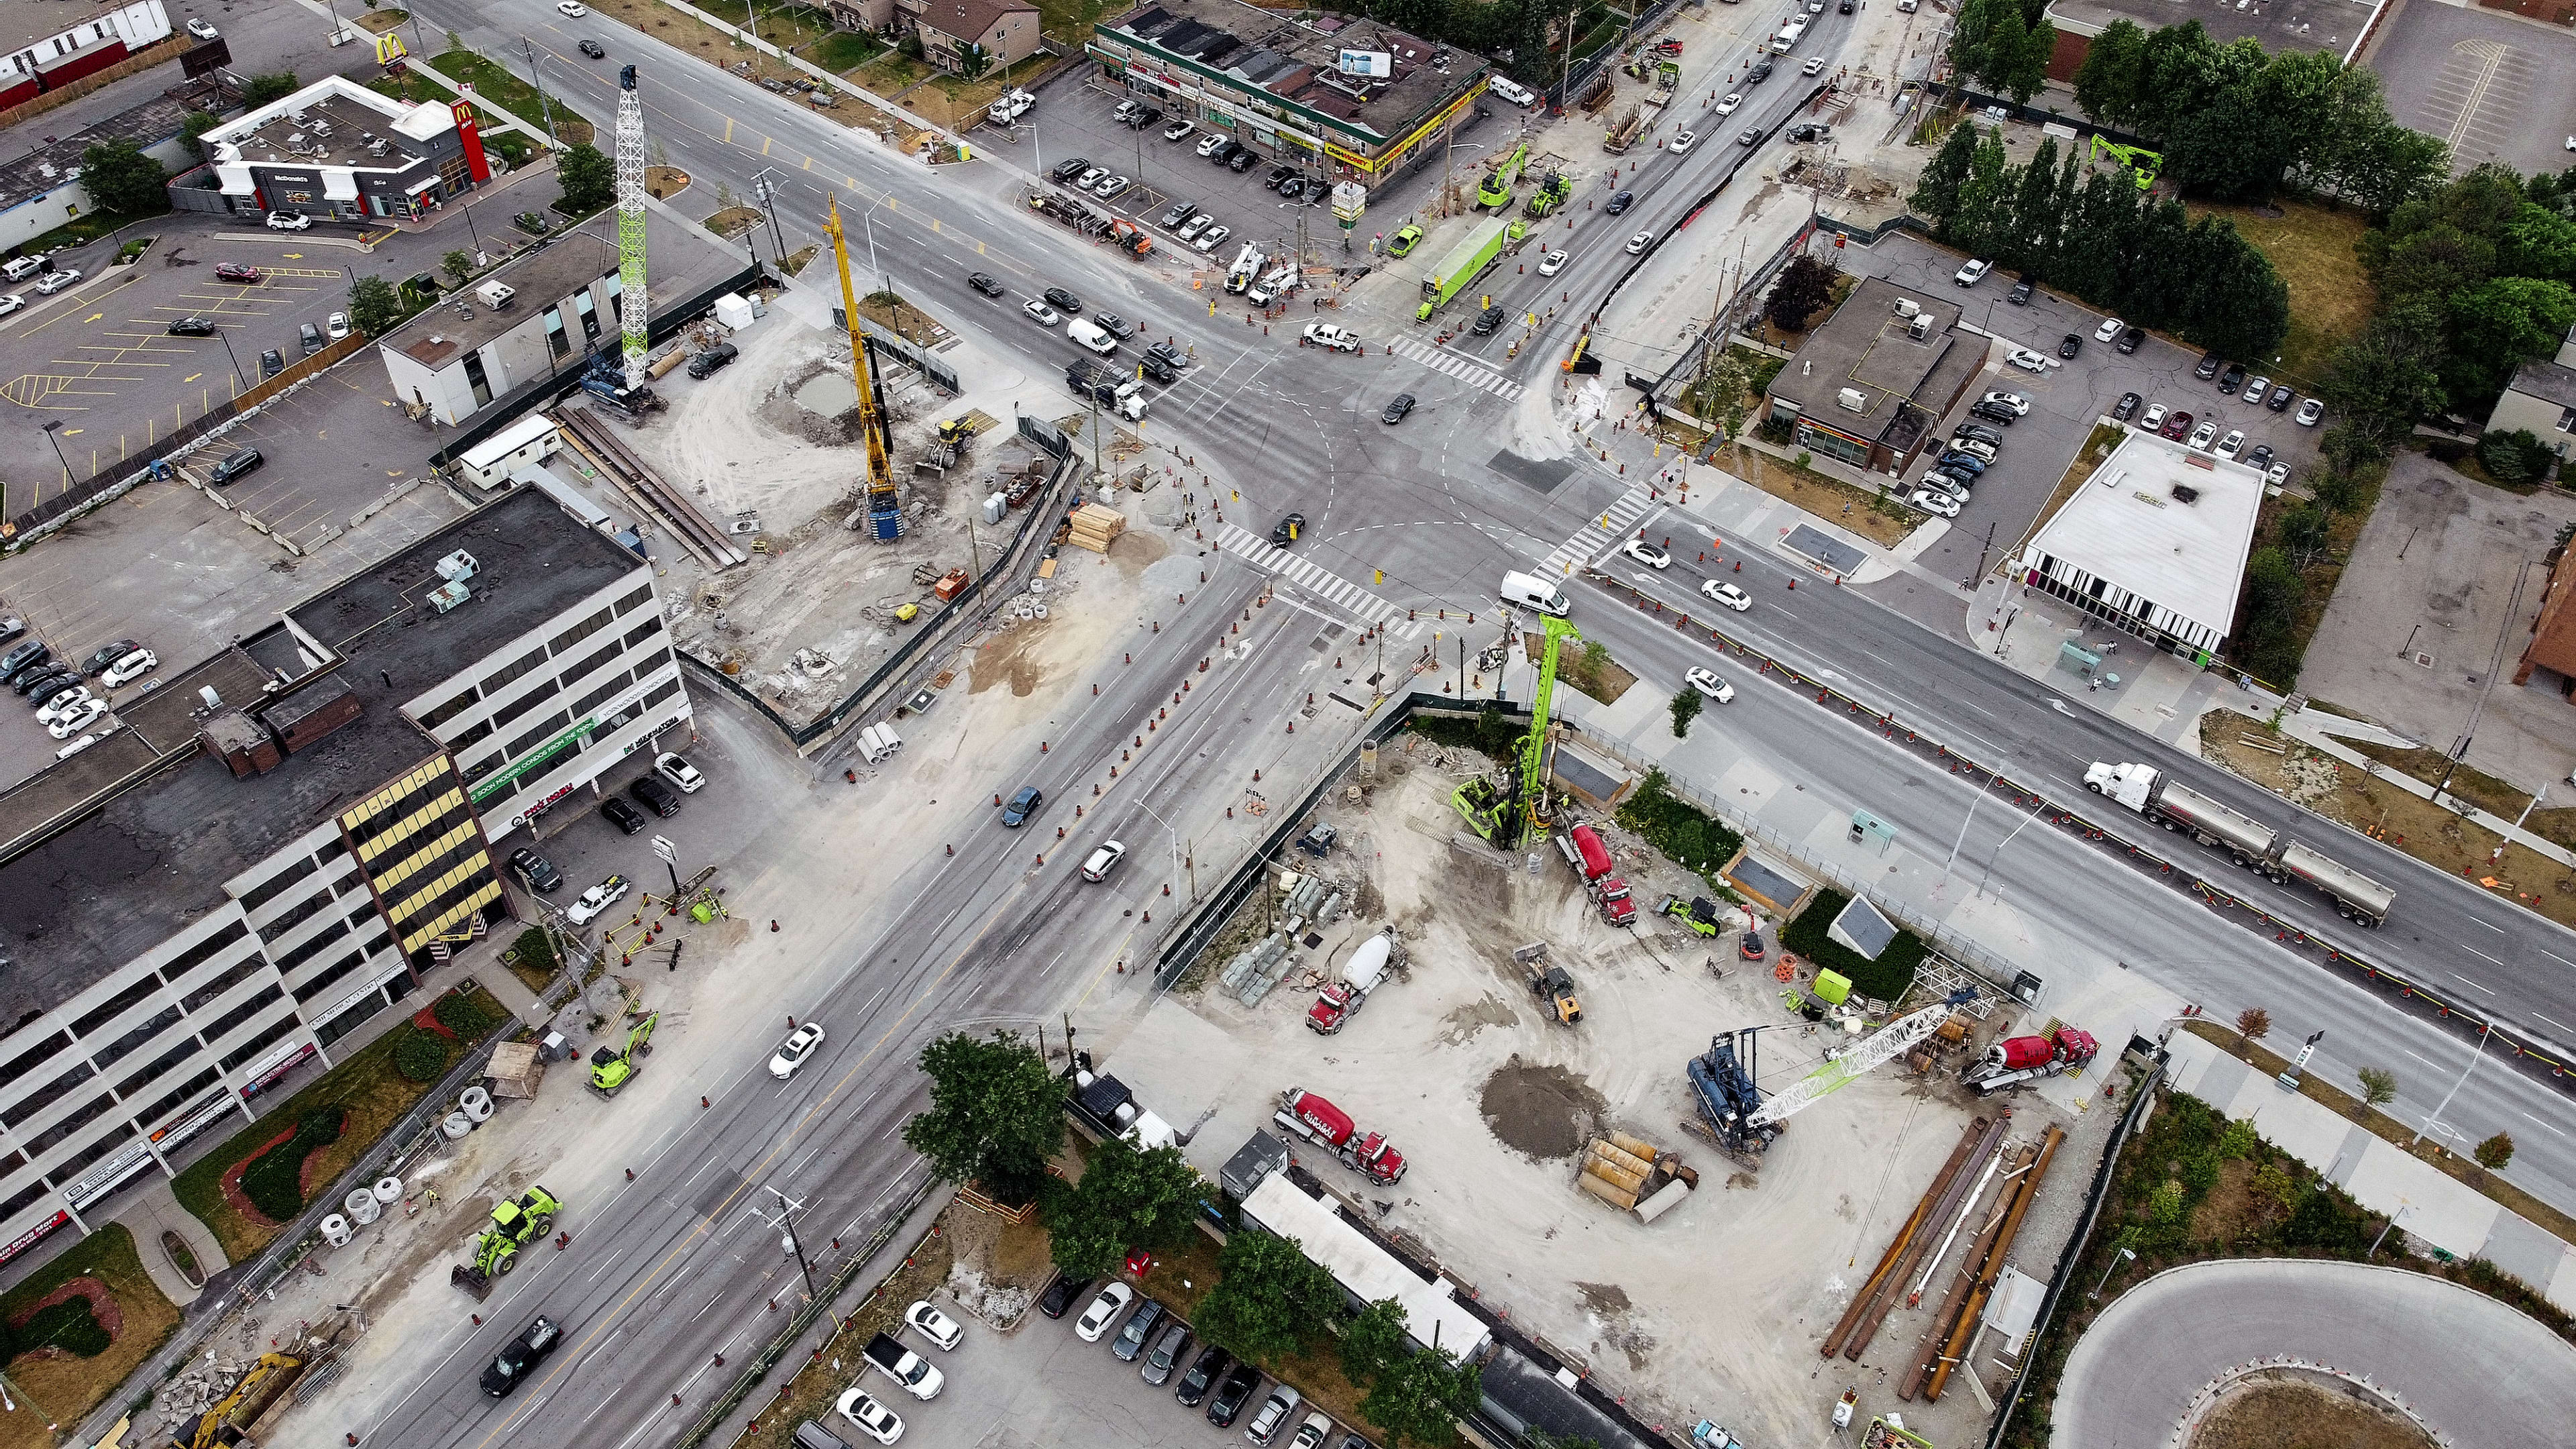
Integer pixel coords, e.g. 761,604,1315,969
2083,761,2394,926
1416,217,1510,321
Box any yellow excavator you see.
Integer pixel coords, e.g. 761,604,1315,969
166,1352,306,1448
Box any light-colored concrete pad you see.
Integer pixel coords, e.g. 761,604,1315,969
2343,1137,2500,1258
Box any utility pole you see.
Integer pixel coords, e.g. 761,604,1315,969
756,1185,828,1320
521,39,559,147
1968,519,1997,590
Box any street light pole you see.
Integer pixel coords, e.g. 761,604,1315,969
521,39,561,148
758,1185,827,1313
2411,1020,2492,1148
40,419,72,486
212,326,246,390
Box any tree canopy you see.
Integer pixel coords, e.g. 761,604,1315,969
1192,1230,1341,1366
557,142,616,215
1040,1137,1204,1279
900,1030,1064,1203
346,274,407,337
78,138,168,216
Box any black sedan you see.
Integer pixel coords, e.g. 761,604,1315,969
2115,325,2143,354
481,1316,561,1397
166,316,217,336
1205,1361,1263,1427
2057,333,2082,359
1042,286,1082,315
578,38,606,56
1271,512,1305,547
967,272,1005,297
1605,189,1635,215
1382,392,1415,424
2112,391,2141,421
1176,1345,1231,1406
1038,1273,1091,1318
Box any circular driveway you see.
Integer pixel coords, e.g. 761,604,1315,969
2056,1258,2576,1448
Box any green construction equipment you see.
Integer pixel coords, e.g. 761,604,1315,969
1451,614,1580,847
1477,142,1529,210
1658,894,1721,936
2088,135,2160,191
589,1010,659,1098
1525,172,1572,218
451,1185,563,1297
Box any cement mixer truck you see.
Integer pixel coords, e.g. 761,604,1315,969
1962,1029,2098,1095
1307,932,1395,1034
1275,1087,1408,1184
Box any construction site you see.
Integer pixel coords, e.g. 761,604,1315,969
1089,697,2128,1446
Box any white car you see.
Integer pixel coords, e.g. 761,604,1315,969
1538,249,1568,276
1954,258,1991,286
1619,538,1670,569
1625,231,1652,255
46,698,107,739
0,255,45,281
2139,401,2168,431
265,211,311,231
904,1300,964,1350
1192,225,1231,253
2214,429,2246,460
2093,317,2123,343
769,1022,826,1079
2265,462,2291,488
1073,166,1108,190
1073,1282,1133,1342
654,750,705,792
1713,93,1742,116
1301,322,1361,352
2187,421,2218,451
2004,346,2049,372
1081,840,1127,881
1094,175,1132,199
1702,580,1752,612
557,1,590,14
326,311,350,340
835,1387,903,1445
1163,119,1195,142
1196,133,1228,157
1669,129,1697,154
565,874,632,926
1684,666,1734,703
34,269,81,294
0,294,21,318
1022,299,1061,326
1907,488,1962,518
1978,390,2029,416
37,688,95,726
1174,213,1214,241
185,17,218,38
2295,396,2324,427
100,649,156,687
1803,56,1826,75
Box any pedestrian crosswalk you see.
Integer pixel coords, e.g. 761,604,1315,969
1538,486,1666,578
1212,524,1426,639
1384,335,1526,401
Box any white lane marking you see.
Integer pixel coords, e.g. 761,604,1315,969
2449,973,2496,996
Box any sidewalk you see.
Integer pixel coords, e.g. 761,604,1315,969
2163,1028,2576,1311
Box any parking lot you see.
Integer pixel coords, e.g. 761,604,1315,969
2367,0,2576,182
1854,233,2324,608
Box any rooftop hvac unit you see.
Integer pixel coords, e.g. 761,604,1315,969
1892,297,1920,319
286,132,307,148
434,548,480,582
1836,386,1867,413
2171,483,2200,504
1909,313,1932,340
427,580,472,614
2099,468,2128,490
311,120,333,137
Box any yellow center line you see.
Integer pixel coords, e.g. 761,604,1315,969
453,883,1029,1449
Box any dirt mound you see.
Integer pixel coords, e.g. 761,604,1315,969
2191,1378,2432,1449
1478,1057,1607,1161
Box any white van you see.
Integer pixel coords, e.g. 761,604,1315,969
1499,570,1571,617
1488,76,1536,107
1067,318,1118,355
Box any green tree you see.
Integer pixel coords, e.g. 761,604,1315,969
1193,1231,1341,1366
2449,276,2576,401
2320,302,2449,446
441,248,476,287
1340,1297,1410,1387
1909,117,1982,225
2355,1066,2398,1106
1039,1138,1204,1279
1946,0,1998,89
2276,503,2333,570
2498,203,2576,286
900,1030,1065,1203
180,109,223,162
1698,351,1752,440
955,41,992,80
557,142,616,215
241,72,301,107
1978,3,2029,99
78,138,168,215
1764,255,1837,331
1668,686,1701,739
2475,1132,2516,1170
1990,4,2053,105
1362,1336,1484,1448
2071,18,2147,127
2236,547,2307,684
347,274,407,337
2477,429,2555,488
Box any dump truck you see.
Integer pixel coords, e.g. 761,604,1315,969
1067,358,1148,421
1275,1087,1407,1184
1962,1029,2098,1095
589,1010,658,1099
451,1185,563,1297
1557,823,1637,926
1416,217,1509,321
1307,932,1395,1034
2084,761,2393,925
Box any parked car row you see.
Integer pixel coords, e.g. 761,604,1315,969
0,625,156,758
808,1300,967,1446
1905,404,2015,518
1038,1273,1364,1448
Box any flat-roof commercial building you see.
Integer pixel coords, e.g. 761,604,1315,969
177,73,492,223
0,488,688,1273
1089,0,1487,191
0,0,174,113
1240,1172,1492,1358
2011,431,2267,663
1764,276,1987,479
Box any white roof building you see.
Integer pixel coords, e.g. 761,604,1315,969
2012,431,2268,663
1240,1173,1491,1358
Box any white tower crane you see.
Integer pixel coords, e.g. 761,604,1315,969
613,65,649,391
1743,992,1974,1132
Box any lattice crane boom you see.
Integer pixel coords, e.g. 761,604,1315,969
1743,996,1967,1130
614,66,649,390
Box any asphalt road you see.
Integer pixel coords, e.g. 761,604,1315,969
2055,1259,2576,1448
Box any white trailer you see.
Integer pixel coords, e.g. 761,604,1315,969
458,413,562,491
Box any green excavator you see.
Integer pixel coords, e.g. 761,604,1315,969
451,1185,564,1298
1454,612,1580,849
589,1010,659,1099
1476,142,1529,210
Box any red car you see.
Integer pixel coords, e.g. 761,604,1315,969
213,262,262,283
2160,408,2194,441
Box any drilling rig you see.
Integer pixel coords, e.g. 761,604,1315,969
613,64,650,390
1453,612,1576,848
823,196,903,539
